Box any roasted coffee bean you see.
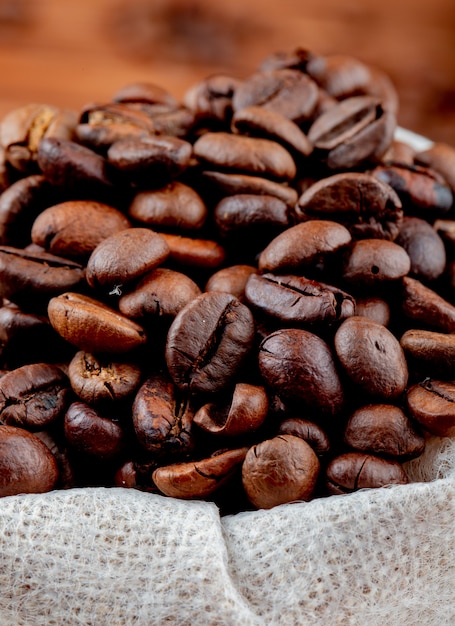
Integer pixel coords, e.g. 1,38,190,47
231,106,313,158
415,142,455,193
68,351,142,405
128,181,207,231
325,452,408,495
31,200,131,261
107,135,192,183
401,276,455,332
371,163,453,217
64,401,125,459
242,434,320,509
0,425,59,496
232,69,319,124
201,170,299,207
153,447,248,499
258,328,344,415
132,374,194,457
214,194,290,238
0,174,60,247
277,418,330,455
382,140,416,165
205,265,258,303
245,273,355,324
183,74,242,126
258,219,351,273
406,379,455,437
119,267,201,320
354,296,390,326
37,137,115,195
48,292,147,353
295,172,403,240
400,329,455,378
193,132,296,181
193,383,269,437
307,95,395,169
0,363,70,429
395,216,446,281
0,246,85,308
112,82,179,107
86,228,170,292
342,239,411,286
334,316,408,400
0,104,76,173
165,292,255,394
159,232,226,270
344,404,425,459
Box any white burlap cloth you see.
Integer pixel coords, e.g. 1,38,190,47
0,434,454,626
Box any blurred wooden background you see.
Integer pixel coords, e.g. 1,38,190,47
0,0,454,143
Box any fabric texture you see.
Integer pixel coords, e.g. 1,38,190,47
0,434,454,626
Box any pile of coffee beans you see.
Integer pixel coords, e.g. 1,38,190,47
0,47,455,512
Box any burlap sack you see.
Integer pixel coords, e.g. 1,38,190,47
0,434,454,626
1,128,453,625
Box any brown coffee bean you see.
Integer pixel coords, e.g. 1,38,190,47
395,216,446,281
382,140,416,165
0,425,59,496
0,246,85,309
344,404,425,459
183,74,242,125
37,137,114,194
48,292,147,353
31,200,131,261
153,447,248,499
400,329,455,378
354,297,390,326
258,220,351,273
107,135,192,181
165,292,255,394
406,379,455,437
372,163,453,217
308,95,395,169
245,273,355,324
0,104,76,173
193,132,296,181
0,363,69,429
68,351,142,404
0,174,60,247
401,276,455,333
86,228,170,292
326,452,408,495
205,265,258,303
64,401,125,459
242,434,320,509
132,374,194,457
277,418,330,455
119,267,201,320
128,181,207,231
342,239,411,286
201,170,299,207
112,82,179,107
159,232,226,270
232,69,319,123
415,142,455,193
231,106,313,158
214,194,290,238
334,316,408,400
193,383,269,437
296,172,403,241
258,328,344,415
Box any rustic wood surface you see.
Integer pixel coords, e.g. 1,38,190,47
0,0,454,143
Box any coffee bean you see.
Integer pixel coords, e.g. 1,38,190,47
165,292,255,394
400,329,455,378
401,276,455,332
64,401,125,459
326,452,408,495
334,316,408,400
395,216,446,281
277,418,331,456
242,434,320,509
406,379,455,437
342,239,411,286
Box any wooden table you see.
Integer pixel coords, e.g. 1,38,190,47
0,0,454,144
